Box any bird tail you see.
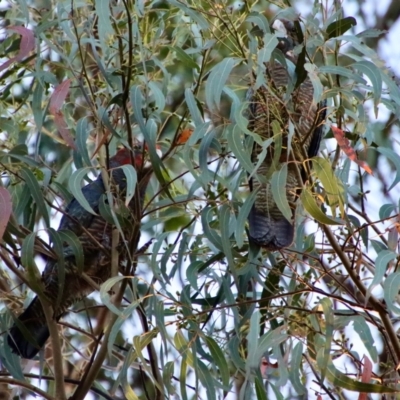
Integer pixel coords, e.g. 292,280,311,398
7,297,50,359
248,207,294,250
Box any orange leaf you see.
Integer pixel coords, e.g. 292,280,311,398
331,126,373,175
177,128,193,145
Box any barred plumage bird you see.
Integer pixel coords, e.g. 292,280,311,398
248,19,326,250
7,147,150,359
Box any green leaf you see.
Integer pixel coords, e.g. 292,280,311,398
118,165,137,207
185,88,203,126
95,0,114,46
320,298,334,382
319,65,366,84
304,63,323,104
246,310,261,372
205,336,229,388
20,167,50,227
148,81,166,113
68,168,97,215
367,250,397,301
316,349,396,393
219,204,234,269
257,34,278,67
21,232,42,293
300,188,344,225
271,165,292,222
227,125,254,174
289,342,306,395
169,46,199,72
384,272,400,314
75,117,91,166
205,58,236,111
100,276,126,316
313,156,345,214
379,204,396,219
32,78,44,132
201,207,223,251
352,61,382,111
57,230,84,274
326,17,357,38
167,0,209,30
246,13,271,34
352,316,378,362
235,189,257,249
130,85,169,195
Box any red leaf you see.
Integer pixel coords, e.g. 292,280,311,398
331,126,373,175
53,111,77,150
358,355,373,400
0,188,12,241
49,79,71,113
0,26,35,72
49,80,77,150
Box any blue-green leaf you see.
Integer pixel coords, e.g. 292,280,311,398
367,250,397,301
205,58,236,111
185,88,203,126
118,165,137,207
384,272,400,314
289,342,306,395
75,117,91,166
205,336,230,388
352,316,378,362
271,165,292,222
227,125,254,174
352,61,382,112
257,34,278,67
68,168,97,215
246,13,270,34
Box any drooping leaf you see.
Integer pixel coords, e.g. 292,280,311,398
0,188,12,242
205,58,236,111
68,168,97,215
0,26,35,72
366,250,397,302
300,188,344,225
185,88,203,126
304,63,323,104
331,126,373,175
289,342,306,395
352,317,378,362
49,79,77,150
271,165,292,222
95,0,114,47
383,272,400,314
20,167,50,227
246,13,271,34
352,61,382,112
227,125,254,174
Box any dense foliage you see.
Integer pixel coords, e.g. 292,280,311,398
1,0,400,398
